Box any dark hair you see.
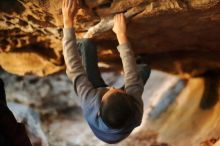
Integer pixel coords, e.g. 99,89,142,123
100,92,135,129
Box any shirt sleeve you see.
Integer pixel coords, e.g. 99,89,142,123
117,43,144,101
62,28,96,107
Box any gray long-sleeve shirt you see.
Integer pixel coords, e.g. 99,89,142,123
62,28,144,144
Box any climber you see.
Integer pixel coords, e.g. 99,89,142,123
62,0,151,143
0,78,32,146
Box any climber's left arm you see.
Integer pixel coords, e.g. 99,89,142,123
113,14,144,100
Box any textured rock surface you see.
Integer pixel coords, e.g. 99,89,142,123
0,0,220,76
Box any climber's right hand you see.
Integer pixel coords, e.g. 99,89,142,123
112,13,128,45
62,0,78,28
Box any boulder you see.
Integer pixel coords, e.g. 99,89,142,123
0,0,219,76
8,103,49,146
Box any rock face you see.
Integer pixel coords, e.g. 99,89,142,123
0,0,220,76
8,103,49,146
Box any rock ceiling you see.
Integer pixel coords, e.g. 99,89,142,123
0,0,220,77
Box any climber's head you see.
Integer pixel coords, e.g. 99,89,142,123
100,87,135,129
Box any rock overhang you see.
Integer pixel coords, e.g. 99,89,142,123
0,0,219,77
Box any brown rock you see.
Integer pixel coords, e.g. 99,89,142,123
0,0,220,76
199,138,219,146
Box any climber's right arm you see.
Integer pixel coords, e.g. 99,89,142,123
62,0,96,107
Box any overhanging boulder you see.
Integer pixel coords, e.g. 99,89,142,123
0,0,220,76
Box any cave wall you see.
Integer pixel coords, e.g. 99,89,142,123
0,0,220,76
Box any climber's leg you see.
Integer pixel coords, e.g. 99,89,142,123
120,56,151,90
137,63,151,85
77,39,107,88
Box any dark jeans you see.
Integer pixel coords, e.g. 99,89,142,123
0,79,32,146
77,39,151,88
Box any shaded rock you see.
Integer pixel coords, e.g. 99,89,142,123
199,138,219,146
8,102,48,146
200,75,219,109
0,0,219,76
